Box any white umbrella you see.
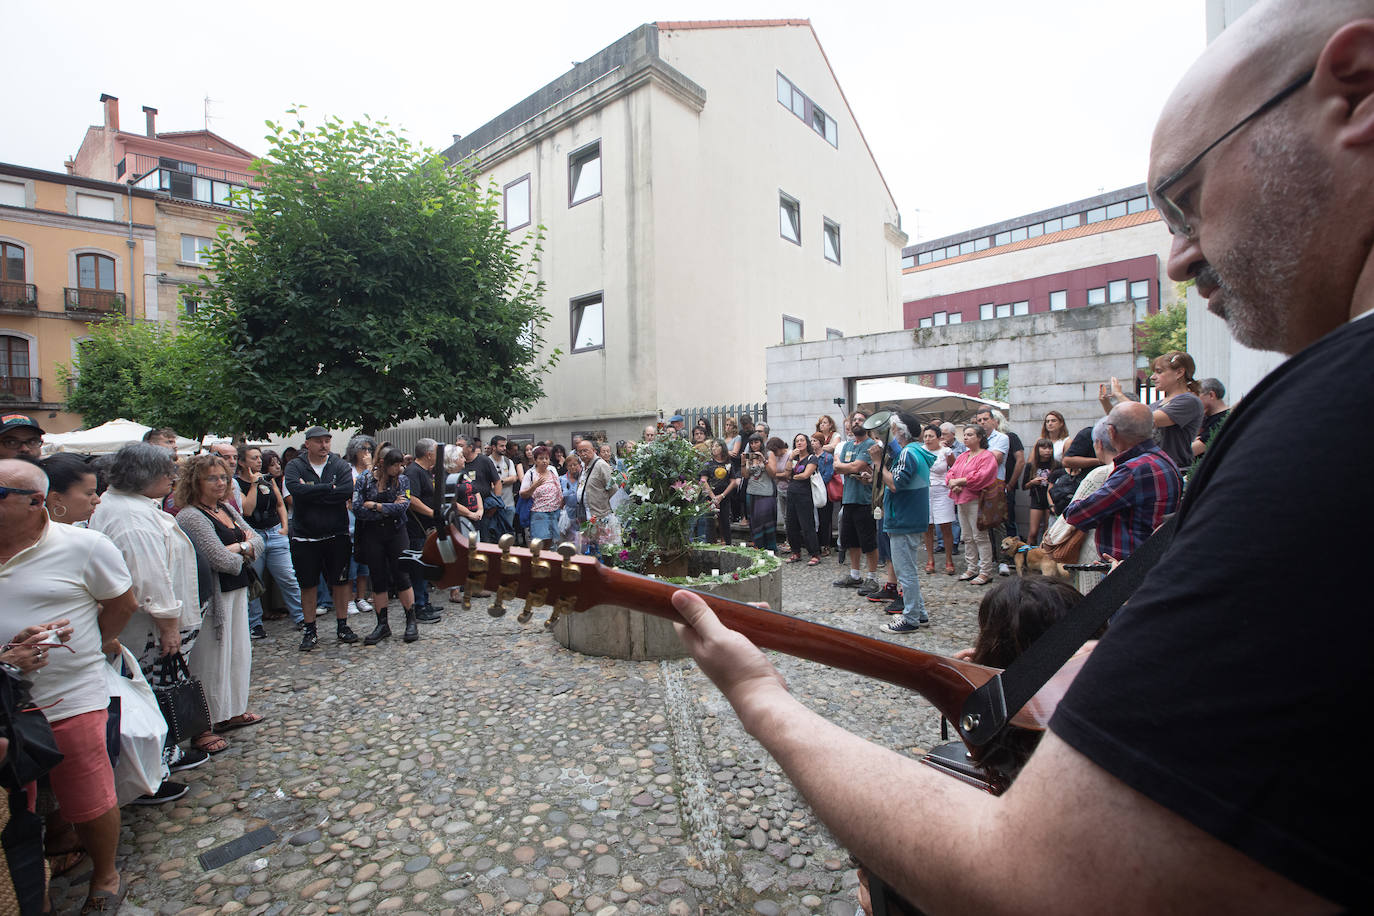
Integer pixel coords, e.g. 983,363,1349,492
43,418,199,456
855,380,1009,422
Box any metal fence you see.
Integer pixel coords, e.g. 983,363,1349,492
671,402,767,438
373,420,479,456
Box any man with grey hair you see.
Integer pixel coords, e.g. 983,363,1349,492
1062,402,1180,562
1192,378,1230,456
671,3,1374,908
210,442,242,511
973,406,1015,574
404,438,441,622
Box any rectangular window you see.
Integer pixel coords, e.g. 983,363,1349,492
906,254,920,268
994,231,1011,246
823,218,841,263
1106,201,1127,220
1108,279,1128,302
1085,207,1107,224
1027,222,1043,238
569,142,601,206
75,193,115,221
783,315,803,343
211,181,233,207
1130,280,1150,302
777,73,793,106
979,303,994,320
182,295,200,317
193,176,213,203
1062,214,1080,229
1043,217,1062,234
1135,301,1150,322
1009,227,1027,243
1013,300,1029,316
935,371,949,387
932,311,947,326
0,181,24,207
1087,287,1107,305
504,175,531,231
947,312,962,324
959,240,976,256
780,193,801,244
982,368,996,389
1127,196,1149,214
571,293,604,352
996,303,1012,319
965,370,981,385
826,328,843,339
1049,290,1068,311
919,317,933,329
180,235,212,264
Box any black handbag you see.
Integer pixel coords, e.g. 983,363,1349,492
151,653,211,746
242,562,266,601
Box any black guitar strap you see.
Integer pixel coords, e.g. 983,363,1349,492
958,513,1178,748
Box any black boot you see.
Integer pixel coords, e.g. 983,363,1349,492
403,605,419,643
364,608,390,646
298,622,318,652
336,618,359,644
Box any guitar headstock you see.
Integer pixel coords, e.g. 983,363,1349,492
418,527,601,627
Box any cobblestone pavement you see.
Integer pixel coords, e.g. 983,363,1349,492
52,543,993,915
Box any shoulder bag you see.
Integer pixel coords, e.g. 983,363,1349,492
151,652,212,747
810,464,827,509
976,484,1007,530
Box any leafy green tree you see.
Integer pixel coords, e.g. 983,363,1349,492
1137,282,1191,362
980,375,1010,404
58,312,235,441
200,112,554,437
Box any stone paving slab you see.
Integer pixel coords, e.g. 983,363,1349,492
50,545,992,915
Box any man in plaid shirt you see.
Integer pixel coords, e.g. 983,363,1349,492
1064,401,1181,561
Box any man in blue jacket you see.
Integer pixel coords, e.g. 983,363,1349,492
869,411,934,634
285,427,360,651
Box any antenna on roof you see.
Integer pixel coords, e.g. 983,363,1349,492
204,95,222,131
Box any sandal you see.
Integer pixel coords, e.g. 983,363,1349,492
193,732,229,754
924,561,935,574
214,712,266,732
957,572,977,581
786,554,802,563
807,556,821,566
47,848,88,878
971,575,992,586
945,564,957,576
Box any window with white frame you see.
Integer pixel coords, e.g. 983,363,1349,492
1013,300,1029,316
948,312,962,324
782,315,803,343
779,193,801,244
504,175,531,231
569,143,601,206
919,317,933,328
1130,280,1150,303
823,218,840,264
571,293,603,352
996,303,1012,319
75,193,115,221
180,235,212,264
932,311,947,326
1049,290,1068,311
1108,279,1128,302
980,303,994,320
1087,287,1107,305
0,182,24,207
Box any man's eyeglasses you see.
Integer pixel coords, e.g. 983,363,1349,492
1152,68,1313,240
0,437,41,452
0,485,41,499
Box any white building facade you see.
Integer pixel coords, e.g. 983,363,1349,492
443,20,905,445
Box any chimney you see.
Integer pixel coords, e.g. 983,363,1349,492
100,93,120,131
143,105,158,138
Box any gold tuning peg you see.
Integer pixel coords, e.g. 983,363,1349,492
529,538,546,558
556,542,581,583
499,533,521,576
498,533,516,553
489,591,507,617
518,588,548,624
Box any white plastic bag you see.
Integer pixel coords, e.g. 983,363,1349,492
105,645,169,805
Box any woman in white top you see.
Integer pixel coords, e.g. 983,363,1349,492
815,414,842,454
921,425,958,576
88,443,202,673
1041,410,1072,464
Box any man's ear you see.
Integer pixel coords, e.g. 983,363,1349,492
1315,19,1374,147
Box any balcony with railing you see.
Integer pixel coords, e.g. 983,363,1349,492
64,287,126,315
0,376,41,403
0,281,37,311
120,153,261,210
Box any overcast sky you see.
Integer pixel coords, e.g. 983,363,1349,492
7,0,1205,243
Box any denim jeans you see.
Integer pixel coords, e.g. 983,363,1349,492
251,528,303,626
531,510,559,543
887,531,928,625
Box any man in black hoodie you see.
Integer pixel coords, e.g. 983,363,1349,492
285,427,360,650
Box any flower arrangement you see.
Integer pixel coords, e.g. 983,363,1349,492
605,434,710,574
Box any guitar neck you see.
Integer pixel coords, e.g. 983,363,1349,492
587,564,1020,728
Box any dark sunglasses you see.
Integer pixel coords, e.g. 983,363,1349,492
0,486,42,499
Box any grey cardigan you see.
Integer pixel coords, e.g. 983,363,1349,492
176,503,263,637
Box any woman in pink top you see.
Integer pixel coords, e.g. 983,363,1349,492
520,446,565,544
947,424,1000,585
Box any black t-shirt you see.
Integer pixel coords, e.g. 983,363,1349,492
466,454,499,501
1003,431,1024,482
703,459,735,496
1199,408,1229,446
236,476,281,530
785,454,817,498
403,461,437,540
1051,316,1374,908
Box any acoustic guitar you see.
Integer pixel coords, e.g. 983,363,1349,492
411,526,1085,792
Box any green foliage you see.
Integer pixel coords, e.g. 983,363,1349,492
1138,283,1190,362
200,111,556,437
609,435,710,572
58,312,235,441
980,376,1010,403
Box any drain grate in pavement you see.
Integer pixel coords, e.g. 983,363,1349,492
198,826,277,871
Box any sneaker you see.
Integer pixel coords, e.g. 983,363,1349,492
356,597,373,613
919,615,930,625
131,781,190,805
170,747,209,773
347,600,360,615
881,619,920,635
999,563,1010,577
866,582,900,603
250,624,266,640
299,628,319,652
416,605,442,624
832,576,864,588
883,597,905,615
857,578,881,596
337,624,359,644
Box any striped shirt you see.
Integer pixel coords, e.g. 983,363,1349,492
1064,440,1181,561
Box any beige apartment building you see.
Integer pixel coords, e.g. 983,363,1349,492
444,19,906,445
0,164,158,431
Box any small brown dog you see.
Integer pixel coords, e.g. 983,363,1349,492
1001,536,1071,580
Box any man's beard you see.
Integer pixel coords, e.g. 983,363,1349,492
1200,122,1331,353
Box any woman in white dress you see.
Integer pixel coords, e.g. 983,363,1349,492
174,454,264,753
921,425,958,575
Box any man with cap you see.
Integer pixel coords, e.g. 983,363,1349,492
0,413,44,462
667,415,686,438
284,427,359,650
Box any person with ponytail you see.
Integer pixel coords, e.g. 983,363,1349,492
1099,349,1204,469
